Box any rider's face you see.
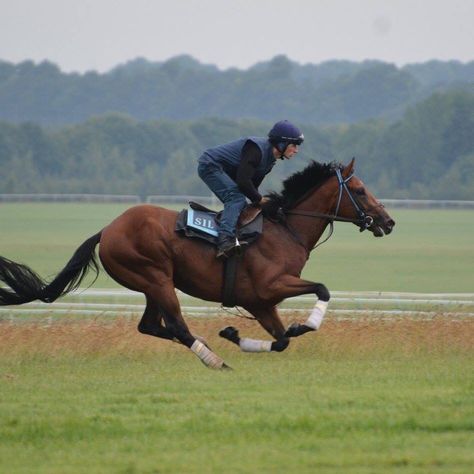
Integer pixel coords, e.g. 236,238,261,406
284,144,299,159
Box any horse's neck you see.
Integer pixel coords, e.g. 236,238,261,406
287,184,336,251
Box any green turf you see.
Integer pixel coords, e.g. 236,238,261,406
1,203,473,472
303,208,474,293
0,319,473,474
0,203,472,292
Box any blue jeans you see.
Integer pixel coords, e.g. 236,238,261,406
198,161,247,239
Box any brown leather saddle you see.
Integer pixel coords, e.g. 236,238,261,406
188,201,262,228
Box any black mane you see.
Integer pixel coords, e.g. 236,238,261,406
266,161,343,210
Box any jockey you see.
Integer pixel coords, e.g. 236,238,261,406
197,120,304,258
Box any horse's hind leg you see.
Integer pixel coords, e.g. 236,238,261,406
100,250,228,368
220,306,290,353
138,296,210,347
137,296,175,341
149,281,230,369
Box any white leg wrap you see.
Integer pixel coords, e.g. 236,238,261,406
305,300,328,330
191,340,225,369
239,338,272,353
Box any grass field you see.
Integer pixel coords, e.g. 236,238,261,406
1,316,473,473
0,203,473,292
0,203,473,473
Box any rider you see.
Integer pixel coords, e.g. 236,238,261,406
197,120,304,258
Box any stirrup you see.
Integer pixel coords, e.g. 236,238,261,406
216,237,235,259
233,238,248,256
216,237,245,259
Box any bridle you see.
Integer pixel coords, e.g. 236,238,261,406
284,168,383,250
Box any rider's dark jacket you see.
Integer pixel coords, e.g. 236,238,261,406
198,137,276,203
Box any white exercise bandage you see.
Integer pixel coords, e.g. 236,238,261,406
239,338,272,353
305,300,329,330
191,340,225,369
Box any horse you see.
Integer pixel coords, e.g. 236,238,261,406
0,158,394,369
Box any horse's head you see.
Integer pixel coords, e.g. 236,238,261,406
337,158,395,237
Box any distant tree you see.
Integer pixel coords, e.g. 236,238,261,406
0,56,472,126
435,153,474,199
0,89,473,199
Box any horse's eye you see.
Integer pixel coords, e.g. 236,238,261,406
355,188,366,196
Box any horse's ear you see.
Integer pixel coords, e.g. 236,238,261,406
342,158,355,178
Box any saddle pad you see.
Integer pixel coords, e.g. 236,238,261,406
187,208,218,237
175,206,263,246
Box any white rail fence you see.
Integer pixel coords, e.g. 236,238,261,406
0,194,141,203
1,289,473,321
378,199,474,209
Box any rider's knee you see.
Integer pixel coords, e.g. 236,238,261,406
223,188,246,206
197,161,212,179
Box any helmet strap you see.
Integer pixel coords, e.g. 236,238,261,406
277,142,288,159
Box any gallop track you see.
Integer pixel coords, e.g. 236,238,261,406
1,289,473,322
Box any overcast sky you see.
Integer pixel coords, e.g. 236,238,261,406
1,0,473,73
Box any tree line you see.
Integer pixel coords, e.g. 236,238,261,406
0,55,472,126
0,89,472,200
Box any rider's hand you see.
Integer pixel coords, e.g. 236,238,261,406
258,197,269,206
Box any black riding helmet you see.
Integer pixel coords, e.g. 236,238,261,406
268,120,304,155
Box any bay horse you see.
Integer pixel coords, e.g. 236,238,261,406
0,159,394,369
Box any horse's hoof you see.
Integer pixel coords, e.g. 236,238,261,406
285,323,314,338
219,326,240,343
285,322,300,338
271,338,290,352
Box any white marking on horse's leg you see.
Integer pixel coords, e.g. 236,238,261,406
194,335,209,347
305,300,329,330
190,340,226,369
239,338,272,352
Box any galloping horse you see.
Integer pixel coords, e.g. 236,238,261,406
0,159,394,369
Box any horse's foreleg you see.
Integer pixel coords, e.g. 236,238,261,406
284,298,328,337
219,306,289,353
266,275,330,302
265,275,330,338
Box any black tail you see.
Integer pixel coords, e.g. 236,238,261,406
0,232,102,306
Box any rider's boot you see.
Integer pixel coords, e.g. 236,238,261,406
216,235,237,259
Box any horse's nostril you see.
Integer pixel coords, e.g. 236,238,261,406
385,219,395,233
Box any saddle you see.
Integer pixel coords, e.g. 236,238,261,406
175,202,263,308
175,201,263,246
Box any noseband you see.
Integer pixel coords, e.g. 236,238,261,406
333,168,375,231
284,168,381,250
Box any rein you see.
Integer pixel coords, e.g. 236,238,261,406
283,168,376,251
285,209,363,224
